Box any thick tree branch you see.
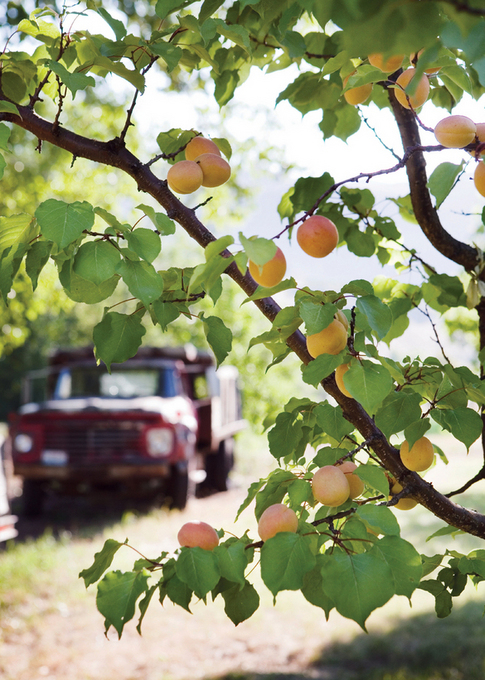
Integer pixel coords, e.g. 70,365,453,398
3,98,485,539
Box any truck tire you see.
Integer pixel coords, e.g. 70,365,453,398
204,438,234,493
165,463,190,510
22,479,46,517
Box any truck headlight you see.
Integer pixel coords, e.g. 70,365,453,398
146,428,174,457
15,433,34,453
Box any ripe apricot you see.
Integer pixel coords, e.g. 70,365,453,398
296,215,339,258
394,68,429,109
312,465,350,506
307,319,347,358
335,363,352,398
434,115,477,149
167,160,203,194
343,72,373,106
400,436,434,472
248,246,287,287
368,53,404,72
474,161,485,197
195,153,231,187
390,481,418,510
177,521,220,550
257,503,298,541
335,461,365,498
185,136,221,161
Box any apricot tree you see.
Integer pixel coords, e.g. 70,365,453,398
3,0,485,633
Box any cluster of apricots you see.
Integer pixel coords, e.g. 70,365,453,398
167,136,231,194
248,214,339,289
432,114,485,198
388,436,435,510
343,51,440,109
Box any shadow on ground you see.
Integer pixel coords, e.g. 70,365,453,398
215,600,485,680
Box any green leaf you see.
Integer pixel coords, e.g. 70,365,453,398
48,61,96,98
301,353,343,386
79,539,125,587
356,505,400,536
97,7,127,40
320,548,395,630
116,259,164,308
374,390,423,438
0,101,20,115
268,411,304,461
261,533,316,597
176,547,220,599
73,241,121,285
314,402,354,441
59,261,119,304
299,301,335,335
404,418,431,451
135,205,176,236
213,541,248,587
35,199,94,249
199,0,224,24
221,580,260,625
202,315,232,366
150,41,183,72
25,240,52,290
427,162,464,208
301,556,334,617
97,570,150,638
354,464,390,496
165,573,193,611
152,300,180,330
93,312,146,371
0,122,11,151
356,295,393,340
239,232,276,265
125,228,161,263
155,0,187,20
430,407,482,450
374,535,422,599
344,361,394,414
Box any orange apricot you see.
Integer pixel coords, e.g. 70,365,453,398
248,246,287,288
177,521,220,550
390,481,418,511
368,53,404,72
474,161,485,197
185,136,221,161
343,72,373,106
335,363,352,398
307,319,348,358
167,160,204,194
297,215,339,258
394,68,429,109
400,436,434,472
257,503,298,541
312,465,350,506
195,153,231,187
434,115,477,148
335,461,365,498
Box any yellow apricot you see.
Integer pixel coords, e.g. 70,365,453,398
434,115,477,149
185,136,221,161
195,153,231,187
248,247,287,288
394,68,430,109
474,161,485,197
167,160,204,194
400,436,434,472
390,481,418,511
335,461,365,499
257,503,298,541
297,215,339,258
307,319,348,358
343,72,373,106
335,363,353,398
177,521,220,550
335,309,349,331
312,465,350,506
368,53,404,72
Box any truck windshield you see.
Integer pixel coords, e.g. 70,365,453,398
54,367,177,399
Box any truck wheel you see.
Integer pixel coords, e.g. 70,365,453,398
165,463,190,510
22,479,46,517
204,438,234,493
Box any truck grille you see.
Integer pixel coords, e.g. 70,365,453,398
43,421,145,463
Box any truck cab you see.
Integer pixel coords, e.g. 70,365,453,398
7,346,245,515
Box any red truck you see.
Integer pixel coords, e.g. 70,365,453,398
7,346,245,515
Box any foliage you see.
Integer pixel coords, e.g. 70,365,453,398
3,0,485,634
